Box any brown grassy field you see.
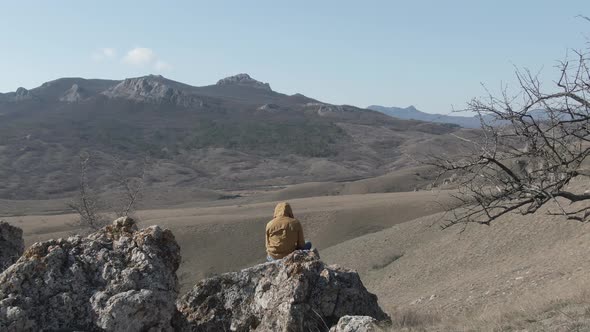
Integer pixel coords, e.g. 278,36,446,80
4,183,590,331
3,190,453,291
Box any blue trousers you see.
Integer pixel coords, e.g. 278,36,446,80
267,242,312,262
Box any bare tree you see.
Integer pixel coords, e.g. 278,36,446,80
67,152,109,230
68,152,150,230
429,42,590,228
110,156,150,218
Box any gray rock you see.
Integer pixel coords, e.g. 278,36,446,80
257,103,282,112
1,87,37,102
60,84,86,102
176,249,389,331
0,221,24,272
216,73,272,91
102,76,203,107
329,315,385,332
14,88,34,101
0,217,180,332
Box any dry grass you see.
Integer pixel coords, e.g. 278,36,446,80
321,190,590,331
3,190,454,294
382,292,590,331
388,307,441,331
479,292,590,332
8,183,590,331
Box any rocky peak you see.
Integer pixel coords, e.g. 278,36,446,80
216,73,272,91
11,87,35,101
102,75,170,98
0,221,24,272
15,87,28,96
102,76,203,108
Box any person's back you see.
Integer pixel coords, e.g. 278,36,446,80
265,202,310,260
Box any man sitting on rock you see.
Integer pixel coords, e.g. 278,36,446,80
266,202,312,262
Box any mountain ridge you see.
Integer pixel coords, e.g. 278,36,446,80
368,105,482,128
0,74,464,199
0,74,316,109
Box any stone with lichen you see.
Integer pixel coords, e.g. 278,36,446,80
0,217,180,332
175,249,389,331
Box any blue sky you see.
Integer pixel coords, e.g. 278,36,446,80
1,1,589,114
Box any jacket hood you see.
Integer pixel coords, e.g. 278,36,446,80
273,202,294,218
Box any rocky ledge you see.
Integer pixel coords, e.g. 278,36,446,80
175,249,389,331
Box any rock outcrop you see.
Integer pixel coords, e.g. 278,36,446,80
0,217,389,331
175,249,389,331
0,217,180,332
0,88,36,103
0,221,24,273
102,75,204,107
14,87,35,101
329,316,385,332
216,73,272,91
257,103,282,112
59,83,86,102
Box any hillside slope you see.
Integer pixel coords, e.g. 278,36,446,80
322,198,590,330
0,74,462,199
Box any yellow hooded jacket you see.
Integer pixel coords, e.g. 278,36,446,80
265,202,306,259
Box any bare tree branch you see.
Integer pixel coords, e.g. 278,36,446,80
111,156,150,218
67,152,109,230
426,41,590,228
67,153,151,231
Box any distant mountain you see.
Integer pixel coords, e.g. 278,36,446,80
0,74,463,199
216,73,272,90
368,105,483,128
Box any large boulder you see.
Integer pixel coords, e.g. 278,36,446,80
176,249,389,331
0,221,24,272
0,217,180,332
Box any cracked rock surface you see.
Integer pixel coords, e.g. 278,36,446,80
176,249,389,332
0,217,180,332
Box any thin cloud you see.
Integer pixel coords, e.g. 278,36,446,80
92,48,117,61
122,47,155,66
122,47,172,72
